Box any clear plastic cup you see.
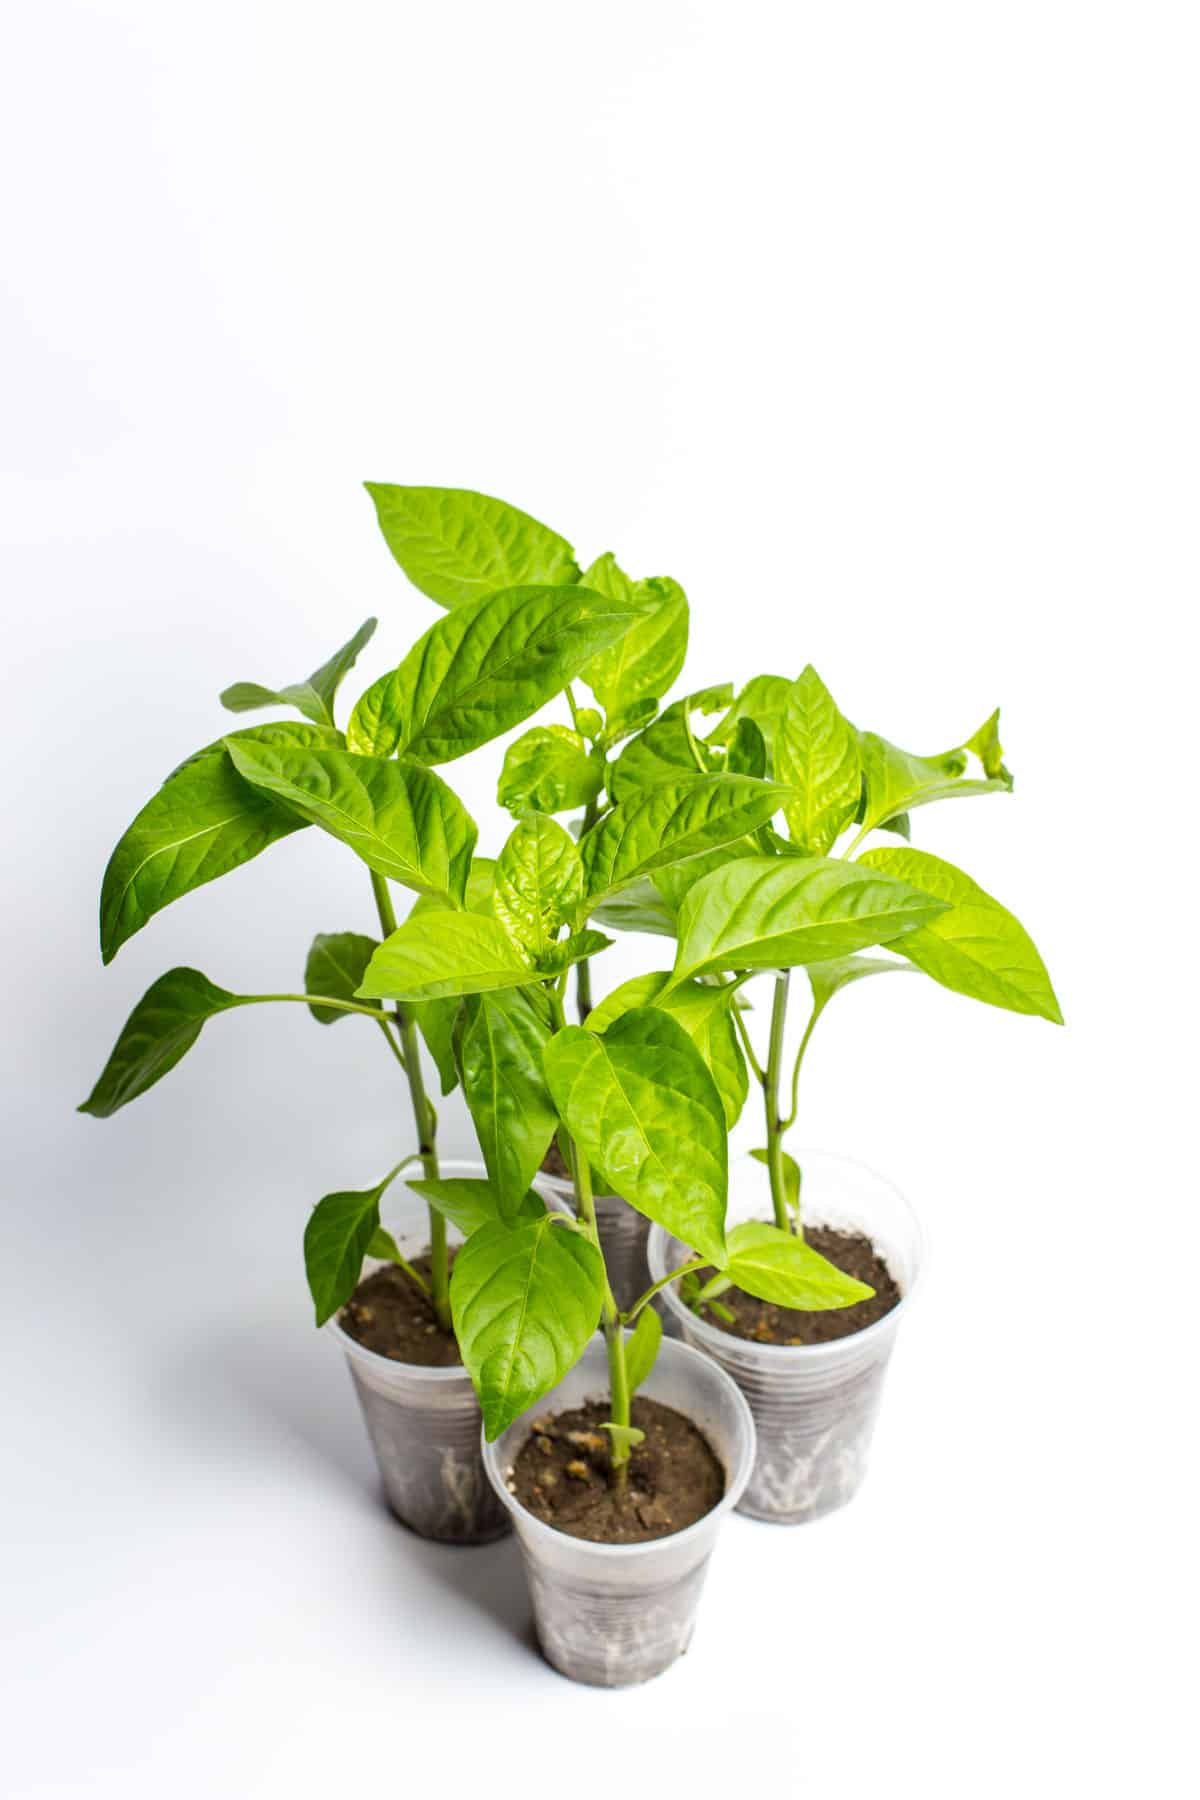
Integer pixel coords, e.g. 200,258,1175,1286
534,1176,653,1316
482,1336,756,1686
325,1160,508,1545
647,1149,923,1525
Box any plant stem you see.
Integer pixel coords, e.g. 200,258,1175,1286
624,1260,706,1323
253,993,393,1023
780,1000,823,1135
369,871,450,1331
574,796,600,1021
764,973,794,1234
572,1144,630,1491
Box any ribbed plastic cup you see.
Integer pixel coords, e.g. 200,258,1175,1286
482,1336,755,1686
648,1150,923,1526
326,1161,508,1545
534,1177,652,1316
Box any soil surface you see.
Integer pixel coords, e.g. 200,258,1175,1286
510,1396,725,1544
339,1253,461,1367
704,1226,901,1345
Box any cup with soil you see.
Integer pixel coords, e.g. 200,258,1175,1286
481,1335,755,1686
537,1140,653,1315
327,1160,510,1545
647,1150,922,1525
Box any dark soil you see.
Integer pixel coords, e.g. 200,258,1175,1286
705,1226,901,1345
510,1396,725,1544
339,1253,461,1367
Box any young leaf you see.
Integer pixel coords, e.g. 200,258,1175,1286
601,1423,645,1455
543,1008,728,1265
860,848,1062,1022
579,775,795,913
99,721,339,964
748,1147,801,1212
600,696,659,748
357,912,533,1003
225,742,476,905
406,1177,545,1237
775,665,861,854
220,617,377,728
451,1216,606,1439
78,969,254,1117
366,1225,405,1262
857,724,1011,835
535,929,614,975
305,932,379,1024
608,685,733,801
497,725,603,816
305,1176,397,1326
578,556,689,718
462,990,560,1220
591,881,678,940
585,971,748,1127
346,585,647,763
724,1221,875,1310
708,674,794,756
364,485,580,609
624,1305,662,1395
493,813,584,960
805,954,912,1012
670,855,951,983
965,708,1011,782
727,716,767,778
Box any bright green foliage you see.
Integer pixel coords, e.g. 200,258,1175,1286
585,970,747,1126
226,742,477,904
79,969,254,1116
451,1216,606,1439
536,929,614,974
592,881,678,939
407,1177,545,1237
670,854,950,983
805,954,912,1012
305,932,379,1024
304,1169,406,1326
99,721,339,963
580,775,795,913
358,910,532,1003
365,484,580,609
727,716,767,777
493,813,584,961
723,1221,875,1309
347,585,645,762
543,1009,728,1265
578,555,689,718
608,685,732,800
497,724,602,815
220,617,377,727
749,1147,801,1213
708,674,794,758
860,848,1062,1022
462,990,560,1220
775,665,861,854
623,1306,662,1393
856,718,1012,835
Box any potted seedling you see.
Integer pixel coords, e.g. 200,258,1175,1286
607,666,1064,1521
365,486,703,1308
79,558,660,1542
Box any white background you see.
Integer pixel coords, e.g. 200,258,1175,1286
3,4,1195,1795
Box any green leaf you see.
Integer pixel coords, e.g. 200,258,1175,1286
366,1225,405,1262
346,585,647,763
535,928,614,975
406,1177,545,1238
725,1221,875,1310
586,971,748,1127
857,722,1012,834
364,484,580,609
574,707,603,740
580,775,796,913
859,848,1062,1022
451,1216,606,1438
670,855,952,983
543,1009,728,1265
407,995,462,1095
220,617,377,728
601,1423,645,1455
591,881,678,940
99,721,340,963
624,1306,662,1395
78,969,253,1117
776,666,862,854
649,839,759,913
608,685,732,801
304,1176,398,1326
708,675,794,757
600,696,659,748
748,1147,801,1212
493,813,584,961
305,931,379,1024
497,725,603,816
727,716,766,778
965,707,1011,782
357,911,533,1003
462,991,559,1221
225,742,476,904
579,556,689,717
805,954,912,1012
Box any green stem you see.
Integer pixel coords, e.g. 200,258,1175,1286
624,1260,706,1323
764,973,793,1234
253,993,393,1022
573,796,601,1022
370,871,450,1332
682,708,708,774
572,1142,630,1491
